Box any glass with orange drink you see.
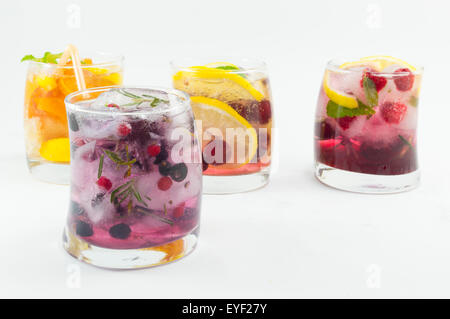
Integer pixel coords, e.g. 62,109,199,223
22,51,123,183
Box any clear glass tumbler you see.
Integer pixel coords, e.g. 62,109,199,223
63,86,202,269
171,58,273,194
23,52,124,184
314,56,423,193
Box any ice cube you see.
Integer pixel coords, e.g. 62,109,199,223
90,88,171,112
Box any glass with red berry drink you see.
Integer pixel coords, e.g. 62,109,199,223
63,86,202,269
171,59,273,194
315,56,423,193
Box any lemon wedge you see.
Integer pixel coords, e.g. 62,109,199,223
359,55,416,71
40,137,71,163
190,96,258,167
173,66,263,102
323,71,358,109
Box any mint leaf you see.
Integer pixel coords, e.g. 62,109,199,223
20,51,62,64
326,100,376,119
214,65,246,78
215,66,240,71
409,96,419,107
362,76,378,107
21,55,37,62
398,135,413,149
42,52,63,64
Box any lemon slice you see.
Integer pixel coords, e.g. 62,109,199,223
339,60,383,71
359,55,416,71
173,66,263,102
40,137,71,163
190,96,258,167
204,62,240,69
323,70,358,109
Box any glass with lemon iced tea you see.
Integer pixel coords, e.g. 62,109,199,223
315,56,422,193
171,59,273,194
22,51,123,183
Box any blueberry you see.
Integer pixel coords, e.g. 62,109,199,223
68,113,79,132
169,163,188,182
70,201,84,216
158,160,172,176
109,223,131,239
154,146,168,164
75,221,93,237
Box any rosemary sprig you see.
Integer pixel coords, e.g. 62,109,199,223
110,179,148,208
134,205,174,226
97,154,104,179
116,89,168,108
104,149,136,166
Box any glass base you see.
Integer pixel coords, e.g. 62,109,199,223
315,162,420,194
203,170,270,194
63,227,199,269
27,159,70,185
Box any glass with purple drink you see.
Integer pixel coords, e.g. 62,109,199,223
64,87,202,269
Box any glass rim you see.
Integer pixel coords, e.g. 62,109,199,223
170,57,268,74
326,58,424,76
26,52,124,69
65,85,191,116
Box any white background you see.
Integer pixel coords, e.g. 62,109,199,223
1,0,450,298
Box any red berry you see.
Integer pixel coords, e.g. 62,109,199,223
360,69,387,92
157,176,172,191
380,101,407,124
337,116,356,130
118,123,131,136
97,176,112,190
204,139,232,165
259,100,272,124
107,103,119,108
147,144,161,157
394,68,414,91
173,204,185,218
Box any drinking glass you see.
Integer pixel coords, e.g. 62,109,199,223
171,58,273,194
23,53,124,184
314,57,423,193
63,86,202,269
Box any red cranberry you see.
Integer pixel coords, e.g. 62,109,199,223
118,123,132,137
157,176,172,191
147,144,161,157
96,176,112,190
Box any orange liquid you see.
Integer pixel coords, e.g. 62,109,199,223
24,60,123,161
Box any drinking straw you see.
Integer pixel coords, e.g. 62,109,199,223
58,44,86,92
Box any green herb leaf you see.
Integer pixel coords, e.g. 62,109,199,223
104,150,123,164
21,55,36,62
110,180,133,203
362,76,378,107
326,100,376,119
135,206,174,225
214,65,247,78
215,65,240,71
409,96,419,107
97,155,104,179
20,51,62,64
398,135,413,149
